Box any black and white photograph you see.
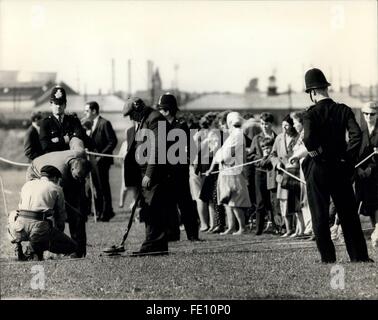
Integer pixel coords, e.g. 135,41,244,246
0,0,377,306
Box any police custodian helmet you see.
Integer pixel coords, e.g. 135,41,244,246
50,85,67,105
304,68,331,93
157,92,179,115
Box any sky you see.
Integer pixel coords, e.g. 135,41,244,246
0,0,377,94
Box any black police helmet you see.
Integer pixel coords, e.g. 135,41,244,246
304,68,331,93
157,93,178,115
50,85,67,105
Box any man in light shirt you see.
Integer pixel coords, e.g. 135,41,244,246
27,150,92,258
8,165,77,261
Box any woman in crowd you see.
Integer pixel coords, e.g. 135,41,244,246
270,114,300,237
206,112,251,235
190,112,220,232
248,112,278,235
355,101,378,247
288,111,311,238
199,111,230,233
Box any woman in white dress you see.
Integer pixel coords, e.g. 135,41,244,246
206,112,251,235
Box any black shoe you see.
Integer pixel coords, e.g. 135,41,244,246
101,212,115,222
168,235,180,242
14,243,27,261
321,260,336,264
103,245,125,254
188,236,202,242
23,245,43,261
352,257,374,263
70,252,86,259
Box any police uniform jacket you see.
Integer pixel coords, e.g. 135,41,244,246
302,98,362,166
39,114,84,153
167,118,191,178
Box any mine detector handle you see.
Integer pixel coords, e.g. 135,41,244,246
120,191,142,247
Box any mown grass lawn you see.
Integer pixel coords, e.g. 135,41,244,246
1,169,377,300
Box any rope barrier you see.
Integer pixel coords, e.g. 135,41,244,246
0,157,30,167
86,150,123,159
355,148,378,168
0,174,9,217
203,158,262,175
277,166,306,185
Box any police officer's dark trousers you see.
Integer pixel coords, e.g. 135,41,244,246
304,158,369,262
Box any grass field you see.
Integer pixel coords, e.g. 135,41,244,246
0,168,377,300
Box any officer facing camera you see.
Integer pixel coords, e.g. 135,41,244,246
39,85,85,153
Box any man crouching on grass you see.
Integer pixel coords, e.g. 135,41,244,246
7,165,77,261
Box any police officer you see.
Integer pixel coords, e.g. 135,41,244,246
39,86,85,153
302,68,372,263
157,93,200,241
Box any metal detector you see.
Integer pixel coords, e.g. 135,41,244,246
102,191,141,256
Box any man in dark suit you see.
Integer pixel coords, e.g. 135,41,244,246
39,86,85,153
123,97,170,256
24,111,43,161
302,68,372,263
84,101,118,222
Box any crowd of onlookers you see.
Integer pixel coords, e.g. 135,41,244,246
150,104,377,245
11,84,377,261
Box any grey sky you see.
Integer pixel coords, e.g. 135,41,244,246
1,0,377,94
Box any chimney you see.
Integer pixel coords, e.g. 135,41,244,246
128,59,132,98
111,58,115,94
267,75,278,96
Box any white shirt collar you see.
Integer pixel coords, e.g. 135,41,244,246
32,122,40,134
92,115,100,132
54,114,64,122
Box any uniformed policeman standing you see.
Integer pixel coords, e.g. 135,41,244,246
157,93,200,242
39,86,84,153
302,68,372,263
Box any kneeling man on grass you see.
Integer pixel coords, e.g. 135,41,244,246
8,165,77,261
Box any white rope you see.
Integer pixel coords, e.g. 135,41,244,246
86,150,123,159
0,174,9,216
277,166,307,185
0,157,30,167
355,148,378,168
204,158,263,175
